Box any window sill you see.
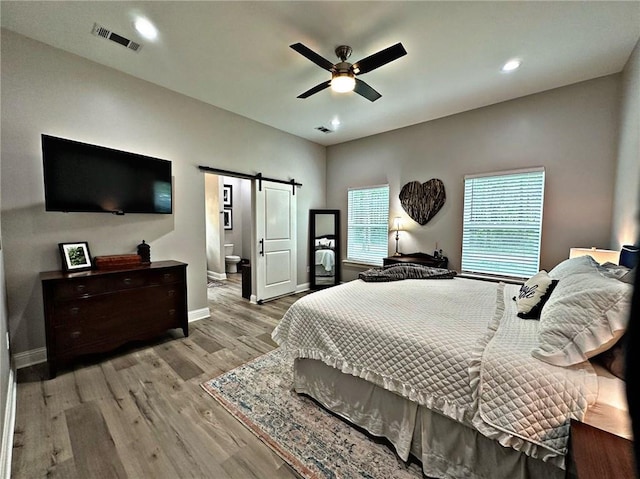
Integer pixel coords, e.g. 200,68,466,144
459,272,525,285
342,260,380,268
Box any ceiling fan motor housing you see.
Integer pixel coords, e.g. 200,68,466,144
335,45,352,62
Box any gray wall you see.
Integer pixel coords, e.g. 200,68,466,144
0,30,326,355
612,38,640,248
0,195,9,472
328,75,623,280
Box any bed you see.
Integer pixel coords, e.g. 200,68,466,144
272,256,633,479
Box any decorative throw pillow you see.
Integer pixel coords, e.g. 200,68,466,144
532,262,632,367
514,270,558,319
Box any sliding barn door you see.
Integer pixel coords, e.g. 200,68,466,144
254,181,297,302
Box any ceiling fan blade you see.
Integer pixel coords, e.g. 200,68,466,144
290,43,335,71
352,43,407,75
297,80,331,99
354,78,381,102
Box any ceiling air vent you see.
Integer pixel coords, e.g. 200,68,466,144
91,23,142,53
315,126,333,134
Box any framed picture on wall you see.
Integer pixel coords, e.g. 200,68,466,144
223,209,233,230
223,184,233,207
58,241,93,271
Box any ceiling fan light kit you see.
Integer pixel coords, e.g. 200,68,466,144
331,72,355,92
291,42,407,102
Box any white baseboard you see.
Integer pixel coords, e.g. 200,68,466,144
1,367,16,479
188,307,210,323
13,347,46,369
207,270,227,281
296,283,310,293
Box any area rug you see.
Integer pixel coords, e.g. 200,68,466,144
207,279,225,287
201,349,423,479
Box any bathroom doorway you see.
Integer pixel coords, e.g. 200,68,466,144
204,174,253,300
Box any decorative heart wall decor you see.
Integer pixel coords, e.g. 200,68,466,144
399,179,446,225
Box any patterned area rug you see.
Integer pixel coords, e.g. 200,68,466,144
207,279,225,287
201,349,423,479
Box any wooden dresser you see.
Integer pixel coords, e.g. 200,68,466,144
41,260,188,378
383,252,448,269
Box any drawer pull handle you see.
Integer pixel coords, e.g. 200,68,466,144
70,307,80,315
70,331,81,339
168,309,175,316
76,285,86,293
163,273,172,281
168,290,175,297
123,278,132,285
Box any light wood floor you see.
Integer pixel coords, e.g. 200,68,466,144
11,274,307,479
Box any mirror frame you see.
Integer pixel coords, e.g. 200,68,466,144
309,209,341,290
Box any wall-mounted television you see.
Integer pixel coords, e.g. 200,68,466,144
42,135,172,214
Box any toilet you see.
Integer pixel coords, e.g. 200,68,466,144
224,244,242,273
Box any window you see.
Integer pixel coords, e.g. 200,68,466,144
347,185,390,266
462,168,545,278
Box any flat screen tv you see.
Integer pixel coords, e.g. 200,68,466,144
42,135,172,214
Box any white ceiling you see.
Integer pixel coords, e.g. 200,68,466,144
2,1,639,146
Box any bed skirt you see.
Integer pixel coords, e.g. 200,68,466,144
293,358,573,479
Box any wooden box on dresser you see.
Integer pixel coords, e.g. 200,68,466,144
40,260,188,378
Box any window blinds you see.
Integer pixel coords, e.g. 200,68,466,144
347,185,390,266
462,168,545,278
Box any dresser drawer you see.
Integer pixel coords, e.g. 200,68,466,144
108,268,183,291
50,276,108,300
50,296,112,327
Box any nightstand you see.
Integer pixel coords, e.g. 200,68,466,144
569,419,635,479
383,252,448,269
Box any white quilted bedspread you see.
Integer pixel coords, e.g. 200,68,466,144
272,278,599,464
470,287,598,461
273,278,501,422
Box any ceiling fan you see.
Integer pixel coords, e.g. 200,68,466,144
290,42,407,102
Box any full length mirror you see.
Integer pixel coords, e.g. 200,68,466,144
309,209,341,289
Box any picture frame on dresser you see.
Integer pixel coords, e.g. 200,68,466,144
58,241,92,271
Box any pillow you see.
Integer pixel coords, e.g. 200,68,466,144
514,270,558,319
600,262,636,285
532,262,632,367
548,254,600,280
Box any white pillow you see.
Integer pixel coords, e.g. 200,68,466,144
515,270,556,319
532,264,632,367
548,255,599,280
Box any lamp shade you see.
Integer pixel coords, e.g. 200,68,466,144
569,247,619,265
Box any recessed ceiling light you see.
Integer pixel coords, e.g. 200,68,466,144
134,17,158,40
501,59,521,73
331,118,341,128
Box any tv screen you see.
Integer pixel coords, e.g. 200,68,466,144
42,135,172,214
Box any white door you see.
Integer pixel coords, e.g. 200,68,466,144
254,180,297,302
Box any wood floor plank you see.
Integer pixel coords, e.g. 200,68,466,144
65,401,128,479
154,340,205,381
12,278,307,479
